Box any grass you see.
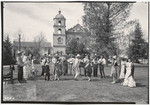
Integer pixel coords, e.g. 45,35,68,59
2,64,149,104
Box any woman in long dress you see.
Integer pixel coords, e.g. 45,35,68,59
119,58,126,80
54,58,62,81
23,54,30,81
73,54,81,80
123,58,136,88
85,58,93,81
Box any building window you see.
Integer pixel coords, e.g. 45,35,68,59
58,29,62,34
58,21,61,25
58,37,63,44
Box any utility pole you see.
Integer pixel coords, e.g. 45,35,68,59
18,34,21,51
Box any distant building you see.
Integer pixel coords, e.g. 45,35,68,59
53,10,94,55
12,41,51,58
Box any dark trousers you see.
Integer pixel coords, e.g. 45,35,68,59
93,64,98,77
99,65,105,78
84,68,86,76
45,65,50,80
41,66,45,75
18,65,23,82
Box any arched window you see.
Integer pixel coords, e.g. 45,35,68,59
58,29,62,34
58,37,63,44
58,21,61,25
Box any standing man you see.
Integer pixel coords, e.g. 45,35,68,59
92,55,98,77
52,55,57,76
98,55,106,78
16,51,24,83
41,57,46,76
83,54,89,76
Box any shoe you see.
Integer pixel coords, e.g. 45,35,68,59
111,81,116,84
74,78,78,81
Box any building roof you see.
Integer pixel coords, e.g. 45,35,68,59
13,41,51,48
54,10,65,19
67,24,91,36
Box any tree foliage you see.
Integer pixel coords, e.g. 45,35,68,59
82,3,134,58
3,35,16,65
33,32,47,58
66,38,86,55
128,23,148,60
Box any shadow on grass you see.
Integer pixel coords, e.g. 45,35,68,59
136,83,146,87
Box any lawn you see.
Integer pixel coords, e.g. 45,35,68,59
2,64,149,104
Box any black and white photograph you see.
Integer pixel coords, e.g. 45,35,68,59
1,1,149,104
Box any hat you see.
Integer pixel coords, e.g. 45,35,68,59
76,54,80,57
17,51,23,54
113,55,117,59
124,55,128,59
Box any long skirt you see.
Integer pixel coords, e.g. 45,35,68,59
123,76,136,87
23,65,29,79
119,64,125,79
86,66,92,77
123,68,136,87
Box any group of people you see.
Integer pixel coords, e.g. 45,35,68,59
16,51,136,88
16,51,37,83
109,56,136,87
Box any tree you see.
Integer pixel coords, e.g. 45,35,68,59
3,35,16,65
82,2,135,64
128,23,148,60
66,38,86,55
33,32,47,58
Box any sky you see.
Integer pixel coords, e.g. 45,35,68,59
3,2,148,46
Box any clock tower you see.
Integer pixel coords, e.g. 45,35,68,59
53,10,66,55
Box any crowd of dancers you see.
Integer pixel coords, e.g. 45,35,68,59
16,51,136,88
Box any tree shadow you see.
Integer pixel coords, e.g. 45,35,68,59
136,83,146,87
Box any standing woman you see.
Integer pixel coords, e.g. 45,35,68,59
73,54,81,80
62,56,68,76
92,55,98,77
54,58,62,81
85,58,93,81
16,51,24,83
67,55,74,75
111,56,118,83
123,58,136,87
119,58,127,81
22,53,30,81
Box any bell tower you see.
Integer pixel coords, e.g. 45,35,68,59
53,10,66,55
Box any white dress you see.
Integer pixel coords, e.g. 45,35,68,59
123,62,136,87
73,58,81,75
23,56,29,79
119,61,126,79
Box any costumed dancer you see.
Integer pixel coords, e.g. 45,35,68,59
123,58,136,88
73,54,81,80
